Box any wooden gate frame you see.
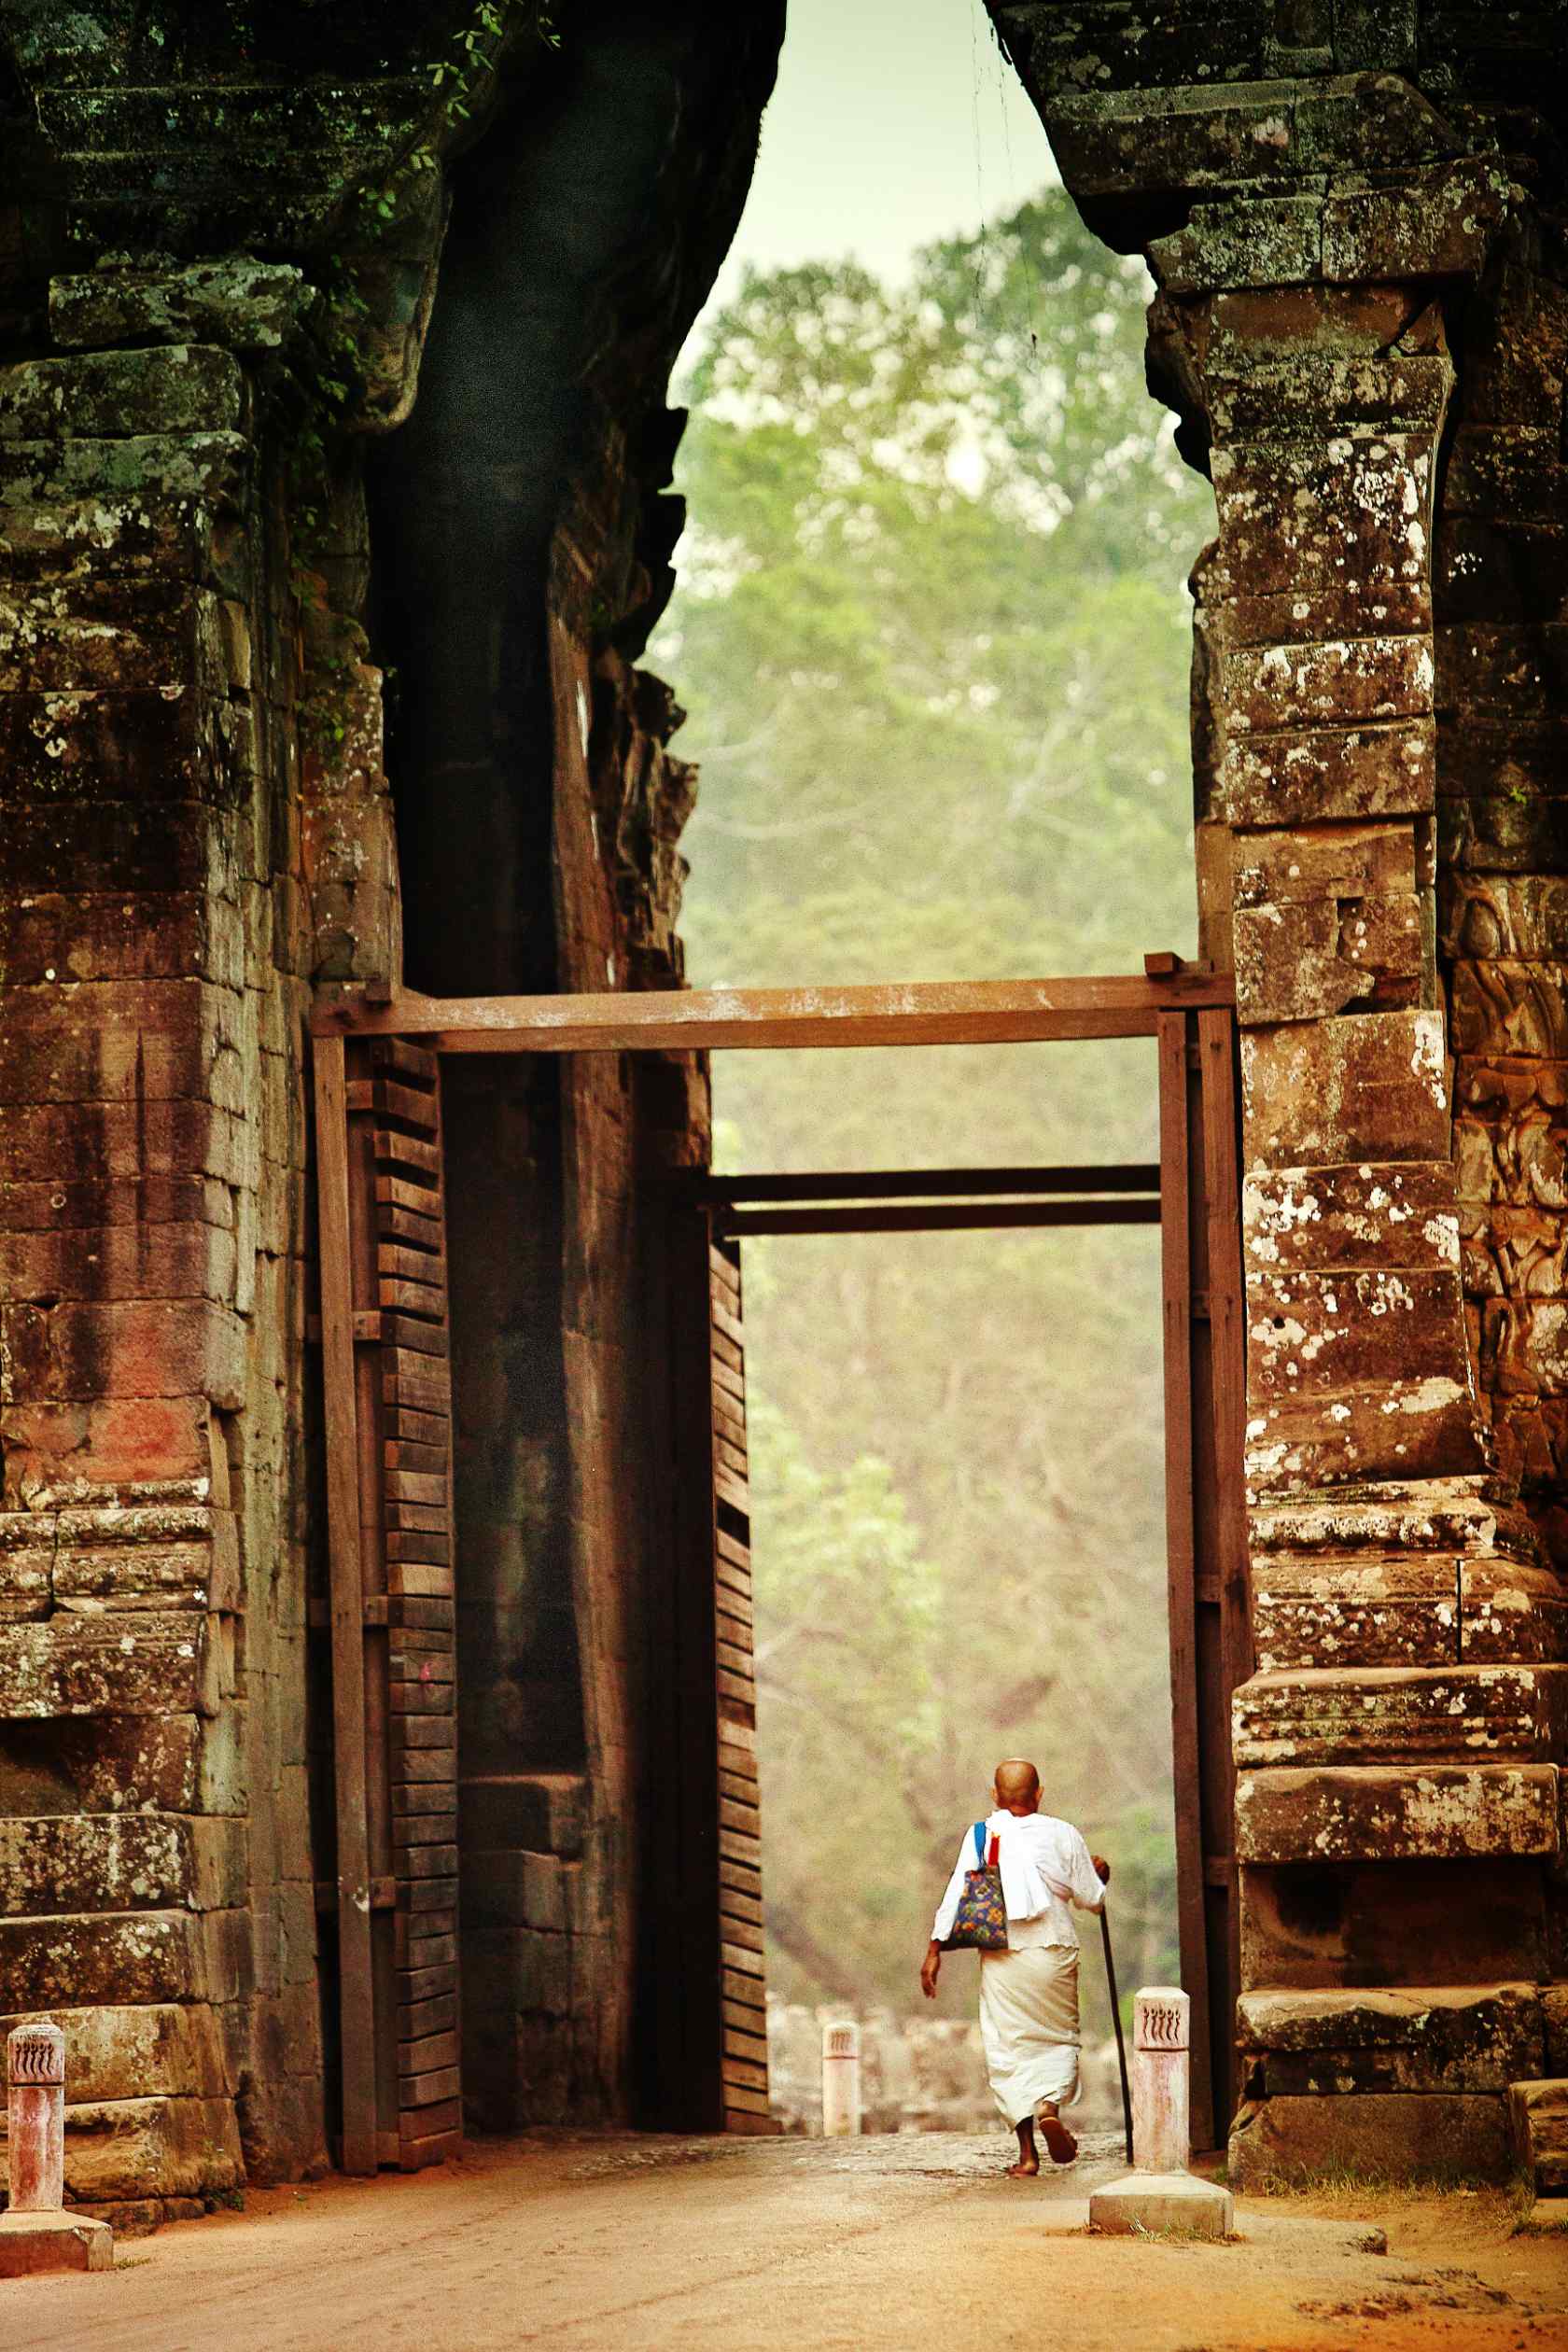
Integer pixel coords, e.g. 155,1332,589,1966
311,964,1246,2156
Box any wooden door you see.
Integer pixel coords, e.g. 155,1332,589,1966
642,1200,777,2133
313,1033,462,2172
707,1235,776,2132
1157,1005,1250,2152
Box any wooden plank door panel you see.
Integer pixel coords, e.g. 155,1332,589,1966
707,1238,777,2135
315,1035,462,2171
641,1200,778,2134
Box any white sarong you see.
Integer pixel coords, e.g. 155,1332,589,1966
977,1942,1081,2127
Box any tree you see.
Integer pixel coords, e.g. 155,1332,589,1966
652,189,1214,2020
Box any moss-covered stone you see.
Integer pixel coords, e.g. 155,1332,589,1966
49,259,311,354
0,346,247,439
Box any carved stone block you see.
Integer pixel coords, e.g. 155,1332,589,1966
1233,1663,1567,1766
1242,1011,1450,1167
0,1614,220,1719
1226,635,1435,735
1245,1162,1458,1276
1238,1982,1545,2094
1221,717,1434,824
1240,1855,1547,1990
1235,890,1424,1023
1252,1555,1568,1671
1235,1762,1560,1863
1231,2088,1511,2187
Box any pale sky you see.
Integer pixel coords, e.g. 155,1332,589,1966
684,0,1055,356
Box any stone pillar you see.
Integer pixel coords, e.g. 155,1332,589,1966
1132,1988,1189,2175
1199,250,1555,2197
7,2022,64,2210
0,287,360,2201
985,1,1567,2191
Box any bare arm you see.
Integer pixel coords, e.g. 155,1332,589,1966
1068,1829,1111,1911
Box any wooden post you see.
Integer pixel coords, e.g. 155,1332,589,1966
1198,1006,1250,2135
637,1179,687,2126
313,1034,378,2176
1157,1012,1215,2153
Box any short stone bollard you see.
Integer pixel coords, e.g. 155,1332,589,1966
1132,1986,1191,2173
0,2023,113,2275
1087,1985,1232,2242
820,2020,862,2136
8,2023,65,2212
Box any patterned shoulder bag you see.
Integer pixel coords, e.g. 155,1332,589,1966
940,1820,1008,1952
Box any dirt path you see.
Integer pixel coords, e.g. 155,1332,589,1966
5,2128,1567,2352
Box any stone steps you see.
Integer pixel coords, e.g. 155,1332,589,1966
1238,1981,1546,2093
1510,2079,1568,2195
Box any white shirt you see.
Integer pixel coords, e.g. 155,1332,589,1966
931,1810,1106,1951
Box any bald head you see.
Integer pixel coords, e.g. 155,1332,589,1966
994,1758,1041,1813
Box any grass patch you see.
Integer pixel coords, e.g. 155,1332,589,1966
1245,2158,1505,2204
1507,2167,1568,2238
1127,2217,1239,2247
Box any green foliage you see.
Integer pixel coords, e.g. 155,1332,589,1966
747,1395,946,1995
425,0,557,123
653,189,1214,2017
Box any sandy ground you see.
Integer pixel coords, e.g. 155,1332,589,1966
4,2126,1567,2352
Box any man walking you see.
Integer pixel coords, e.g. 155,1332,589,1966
920,1757,1111,2176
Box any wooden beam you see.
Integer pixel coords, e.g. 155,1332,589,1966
311,972,1234,1054
683,1164,1160,1204
312,1034,379,2177
718,1200,1162,1237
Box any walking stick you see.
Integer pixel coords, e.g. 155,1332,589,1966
1099,1905,1133,2164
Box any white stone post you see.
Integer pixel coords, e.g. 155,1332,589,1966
1132,1985,1190,2173
0,2023,112,2275
1087,1985,1232,2241
7,2023,65,2211
820,2020,861,2136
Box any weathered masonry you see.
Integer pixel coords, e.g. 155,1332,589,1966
0,0,1566,2219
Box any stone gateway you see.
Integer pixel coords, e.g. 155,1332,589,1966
0,0,1565,2220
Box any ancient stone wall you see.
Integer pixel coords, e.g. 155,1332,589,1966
0,312,334,2218
0,0,778,2204
988,0,1568,2181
